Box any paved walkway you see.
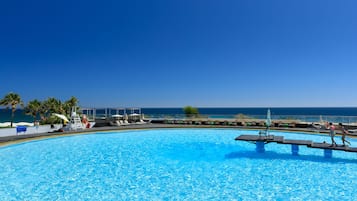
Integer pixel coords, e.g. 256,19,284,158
0,123,355,144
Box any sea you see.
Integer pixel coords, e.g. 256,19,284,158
2,107,357,123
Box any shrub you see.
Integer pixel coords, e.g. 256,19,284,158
183,106,199,118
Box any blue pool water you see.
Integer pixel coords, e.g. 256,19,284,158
0,129,356,200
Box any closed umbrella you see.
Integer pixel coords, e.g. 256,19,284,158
265,109,272,137
266,109,271,128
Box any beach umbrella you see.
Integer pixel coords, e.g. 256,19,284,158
53,113,69,122
129,113,140,117
112,114,123,118
266,109,272,128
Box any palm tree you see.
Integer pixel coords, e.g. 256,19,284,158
0,92,24,127
41,97,63,122
24,99,42,123
39,98,64,124
63,96,79,116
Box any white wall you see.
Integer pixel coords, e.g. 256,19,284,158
0,124,62,137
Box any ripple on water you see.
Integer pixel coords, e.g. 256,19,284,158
0,129,356,200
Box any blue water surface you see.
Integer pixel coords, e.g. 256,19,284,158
0,129,356,200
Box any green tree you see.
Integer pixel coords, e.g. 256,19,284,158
183,106,199,118
24,99,42,123
63,96,79,116
235,113,250,119
0,92,24,127
41,97,64,123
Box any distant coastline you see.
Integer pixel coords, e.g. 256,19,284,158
1,107,357,123
141,107,357,116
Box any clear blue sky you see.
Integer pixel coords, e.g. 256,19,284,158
1,0,357,108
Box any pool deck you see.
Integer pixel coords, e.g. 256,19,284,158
235,134,357,152
0,123,356,145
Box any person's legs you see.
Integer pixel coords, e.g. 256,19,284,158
342,135,346,146
344,135,351,146
331,135,336,146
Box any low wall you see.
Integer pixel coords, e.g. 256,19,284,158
0,124,62,137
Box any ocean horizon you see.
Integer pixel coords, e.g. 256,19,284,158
1,107,357,123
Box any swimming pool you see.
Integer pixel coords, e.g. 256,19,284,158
0,129,356,200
